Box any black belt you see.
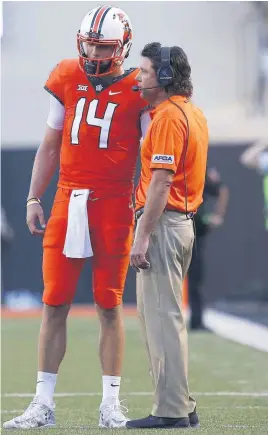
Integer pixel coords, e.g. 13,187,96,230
135,207,194,221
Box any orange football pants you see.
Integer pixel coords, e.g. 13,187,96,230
42,188,134,308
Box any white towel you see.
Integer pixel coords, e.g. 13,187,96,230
63,189,93,258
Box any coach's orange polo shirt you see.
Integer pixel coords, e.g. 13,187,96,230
135,96,209,212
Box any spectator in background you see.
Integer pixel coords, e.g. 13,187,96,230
188,168,229,330
240,140,268,231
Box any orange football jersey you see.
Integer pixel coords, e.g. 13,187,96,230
45,59,148,195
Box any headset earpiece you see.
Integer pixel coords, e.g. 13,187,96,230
157,47,175,87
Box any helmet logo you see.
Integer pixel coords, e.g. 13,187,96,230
117,12,125,22
117,12,129,30
116,12,131,45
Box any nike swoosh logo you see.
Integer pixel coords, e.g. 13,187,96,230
111,383,120,387
74,193,83,197
109,91,122,96
37,381,44,384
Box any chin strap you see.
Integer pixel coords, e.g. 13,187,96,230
84,59,112,76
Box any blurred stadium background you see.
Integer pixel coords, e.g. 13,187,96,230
1,2,268,433
2,0,268,321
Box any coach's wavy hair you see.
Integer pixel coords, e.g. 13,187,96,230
141,42,193,98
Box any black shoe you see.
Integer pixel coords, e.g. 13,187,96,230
126,414,190,429
189,408,200,428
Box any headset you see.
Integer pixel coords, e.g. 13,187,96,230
157,46,175,88
132,46,175,91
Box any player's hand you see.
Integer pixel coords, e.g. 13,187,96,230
207,213,223,228
130,236,150,272
26,203,46,235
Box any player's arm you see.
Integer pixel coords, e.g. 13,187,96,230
27,96,65,235
27,127,62,201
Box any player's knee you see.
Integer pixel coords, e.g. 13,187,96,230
43,282,75,307
42,303,70,326
97,306,120,327
95,288,122,311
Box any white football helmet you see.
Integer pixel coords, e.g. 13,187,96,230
77,5,133,77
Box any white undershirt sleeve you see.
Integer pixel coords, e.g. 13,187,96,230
47,94,65,130
140,110,151,139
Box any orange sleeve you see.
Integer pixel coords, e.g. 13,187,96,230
149,117,185,173
44,62,64,105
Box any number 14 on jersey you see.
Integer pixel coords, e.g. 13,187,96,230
71,98,118,149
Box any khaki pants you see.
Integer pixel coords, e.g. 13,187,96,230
136,211,196,418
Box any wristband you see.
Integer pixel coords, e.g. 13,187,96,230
27,198,41,207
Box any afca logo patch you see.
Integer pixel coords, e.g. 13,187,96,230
152,154,174,164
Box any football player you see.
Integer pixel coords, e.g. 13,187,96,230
3,5,150,430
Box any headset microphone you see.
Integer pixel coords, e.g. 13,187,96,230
132,85,161,92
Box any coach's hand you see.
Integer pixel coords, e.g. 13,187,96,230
130,236,150,272
26,202,46,235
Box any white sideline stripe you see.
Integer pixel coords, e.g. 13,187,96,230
3,392,268,398
203,308,268,353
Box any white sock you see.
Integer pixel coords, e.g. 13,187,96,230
102,376,121,404
35,371,57,407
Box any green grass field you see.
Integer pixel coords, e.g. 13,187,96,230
1,315,268,434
